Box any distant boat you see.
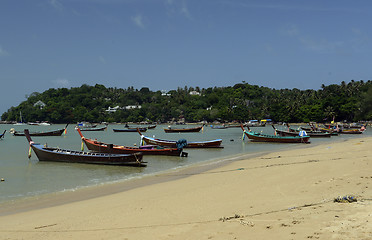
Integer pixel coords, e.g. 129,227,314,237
164,126,203,133
76,125,107,131
11,124,69,137
24,129,145,167
13,111,26,125
113,127,147,132
0,130,6,139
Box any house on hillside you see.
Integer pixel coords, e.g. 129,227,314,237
106,106,122,113
34,100,46,109
189,91,201,96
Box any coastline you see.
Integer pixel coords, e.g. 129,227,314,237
1,136,372,239
0,150,268,216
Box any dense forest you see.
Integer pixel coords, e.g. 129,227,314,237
1,80,372,124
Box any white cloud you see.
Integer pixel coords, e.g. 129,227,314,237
299,37,344,53
0,46,9,56
49,0,63,11
282,24,299,37
53,78,71,88
165,0,192,20
99,56,106,64
131,14,145,29
281,24,345,54
180,2,192,19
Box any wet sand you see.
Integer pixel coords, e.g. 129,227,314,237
1,136,371,239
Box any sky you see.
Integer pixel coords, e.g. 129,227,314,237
1,0,372,115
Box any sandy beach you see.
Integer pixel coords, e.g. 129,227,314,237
1,136,372,239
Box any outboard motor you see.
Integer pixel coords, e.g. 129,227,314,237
176,139,187,150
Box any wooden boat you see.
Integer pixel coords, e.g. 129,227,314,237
76,125,107,131
164,126,203,133
77,128,186,156
241,125,310,143
137,129,223,148
0,130,5,139
339,128,364,134
147,125,157,129
11,124,69,136
272,125,331,138
113,128,147,132
24,129,145,167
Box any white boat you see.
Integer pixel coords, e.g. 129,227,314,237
13,112,26,125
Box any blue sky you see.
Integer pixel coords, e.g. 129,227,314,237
1,0,372,115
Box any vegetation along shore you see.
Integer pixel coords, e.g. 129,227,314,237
1,80,371,124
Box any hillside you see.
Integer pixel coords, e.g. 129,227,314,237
2,81,372,124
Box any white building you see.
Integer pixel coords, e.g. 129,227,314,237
34,100,46,109
105,106,121,113
189,91,201,96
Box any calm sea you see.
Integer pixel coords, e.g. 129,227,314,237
0,123,369,204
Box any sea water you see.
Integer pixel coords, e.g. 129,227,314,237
0,123,369,204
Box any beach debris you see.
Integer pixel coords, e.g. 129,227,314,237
334,195,357,203
34,223,57,229
219,214,243,222
239,219,254,226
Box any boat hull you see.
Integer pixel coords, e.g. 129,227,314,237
31,145,145,166
141,135,223,148
13,129,65,136
275,129,331,138
83,138,183,156
113,128,147,132
244,131,310,143
164,126,202,133
77,128,184,156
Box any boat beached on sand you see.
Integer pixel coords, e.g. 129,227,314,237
24,129,145,167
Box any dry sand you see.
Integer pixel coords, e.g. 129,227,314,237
1,136,372,239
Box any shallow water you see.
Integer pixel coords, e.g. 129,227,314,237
0,123,369,204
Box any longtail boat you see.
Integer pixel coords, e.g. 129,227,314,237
147,125,157,129
76,125,107,131
11,124,69,136
272,125,331,138
241,125,310,143
24,129,145,167
339,128,364,134
113,128,147,132
0,130,5,139
164,126,203,133
137,129,223,148
77,128,186,156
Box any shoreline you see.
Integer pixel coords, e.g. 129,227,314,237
0,136,360,216
0,132,344,215
1,136,372,239
0,150,269,216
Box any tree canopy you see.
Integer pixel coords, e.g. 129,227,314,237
2,81,372,123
